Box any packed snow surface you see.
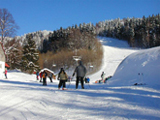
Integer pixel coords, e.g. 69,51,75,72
111,46,160,89
0,37,160,120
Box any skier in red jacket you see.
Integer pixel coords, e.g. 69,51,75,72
4,68,7,79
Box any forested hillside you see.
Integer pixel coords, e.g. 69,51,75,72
98,14,160,48
3,13,160,73
39,26,102,73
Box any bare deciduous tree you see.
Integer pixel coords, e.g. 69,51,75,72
0,8,19,46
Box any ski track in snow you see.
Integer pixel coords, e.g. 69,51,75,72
0,37,160,120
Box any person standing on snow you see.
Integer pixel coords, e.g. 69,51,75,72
101,71,105,82
49,73,53,82
72,61,87,89
4,68,7,79
36,71,39,80
39,72,42,82
57,68,68,90
42,70,48,86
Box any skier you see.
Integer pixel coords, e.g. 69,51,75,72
101,71,105,82
4,68,7,79
39,72,42,82
104,76,112,83
72,61,87,89
42,70,48,86
36,71,39,80
86,77,90,83
57,68,68,90
49,73,53,82
85,77,90,83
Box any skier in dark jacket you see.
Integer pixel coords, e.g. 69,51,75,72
49,73,53,82
72,61,87,89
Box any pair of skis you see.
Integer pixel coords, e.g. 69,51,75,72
67,77,91,89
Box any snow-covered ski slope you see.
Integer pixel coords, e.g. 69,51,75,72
0,37,160,120
111,46,160,89
89,37,137,82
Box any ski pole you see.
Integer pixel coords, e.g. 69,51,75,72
88,83,91,88
67,77,72,89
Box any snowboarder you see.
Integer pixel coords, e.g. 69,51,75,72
72,61,87,89
42,70,48,85
57,68,68,90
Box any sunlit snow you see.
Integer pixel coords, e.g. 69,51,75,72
0,37,160,120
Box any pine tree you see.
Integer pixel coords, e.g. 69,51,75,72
4,37,22,69
21,34,39,74
115,22,121,39
93,13,160,48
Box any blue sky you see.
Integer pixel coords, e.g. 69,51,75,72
1,0,160,36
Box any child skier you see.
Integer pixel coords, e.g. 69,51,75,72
57,68,68,90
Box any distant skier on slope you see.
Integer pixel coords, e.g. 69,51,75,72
4,68,7,79
42,70,48,86
101,71,105,81
72,61,87,89
36,71,39,80
49,73,53,82
39,72,42,82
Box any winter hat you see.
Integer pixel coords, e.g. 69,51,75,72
79,61,83,65
61,68,64,70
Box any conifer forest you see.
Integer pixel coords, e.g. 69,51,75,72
3,13,160,73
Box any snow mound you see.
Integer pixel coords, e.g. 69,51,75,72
109,46,160,89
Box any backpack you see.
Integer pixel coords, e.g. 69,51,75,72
42,73,46,78
59,72,67,80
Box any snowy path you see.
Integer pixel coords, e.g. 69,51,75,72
0,37,160,120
